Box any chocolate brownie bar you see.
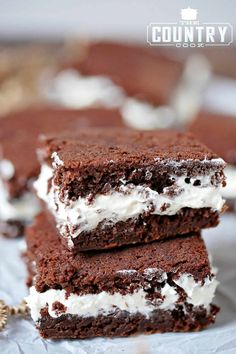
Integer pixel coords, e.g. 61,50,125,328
46,41,210,130
189,112,236,208
25,212,219,339
0,107,123,237
34,128,226,251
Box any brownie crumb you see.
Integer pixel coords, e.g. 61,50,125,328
52,301,67,316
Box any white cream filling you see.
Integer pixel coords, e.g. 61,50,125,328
174,274,218,308
44,55,210,130
25,271,218,322
34,164,53,203
170,54,211,126
221,165,236,199
0,159,40,222
0,159,15,180
0,176,40,221
121,99,176,130
45,69,125,109
34,159,225,242
51,151,64,167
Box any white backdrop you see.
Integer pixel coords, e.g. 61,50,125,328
0,0,235,41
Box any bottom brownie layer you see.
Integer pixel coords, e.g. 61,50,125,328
38,305,219,339
69,207,219,251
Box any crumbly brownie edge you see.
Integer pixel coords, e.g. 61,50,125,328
37,305,219,339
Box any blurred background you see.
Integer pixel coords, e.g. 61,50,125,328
0,0,235,41
0,0,235,118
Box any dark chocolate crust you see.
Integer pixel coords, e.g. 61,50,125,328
38,305,219,339
189,111,236,165
26,212,211,295
65,207,220,252
42,128,225,199
62,41,183,106
0,107,123,199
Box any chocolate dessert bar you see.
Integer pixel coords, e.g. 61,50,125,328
34,128,226,251
46,41,210,130
25,212,219,339
189,112,236,209
0,107,123,237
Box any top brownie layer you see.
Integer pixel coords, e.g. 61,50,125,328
62,41,183,106
40,128,224,198
0,107,123,198
189,111,236,166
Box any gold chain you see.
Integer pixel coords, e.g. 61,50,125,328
0,299,29,331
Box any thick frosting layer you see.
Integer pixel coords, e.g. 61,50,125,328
221,165,236,199
26,271,218,322
34,160,225,242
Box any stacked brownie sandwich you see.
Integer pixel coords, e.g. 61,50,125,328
25,128,226,339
